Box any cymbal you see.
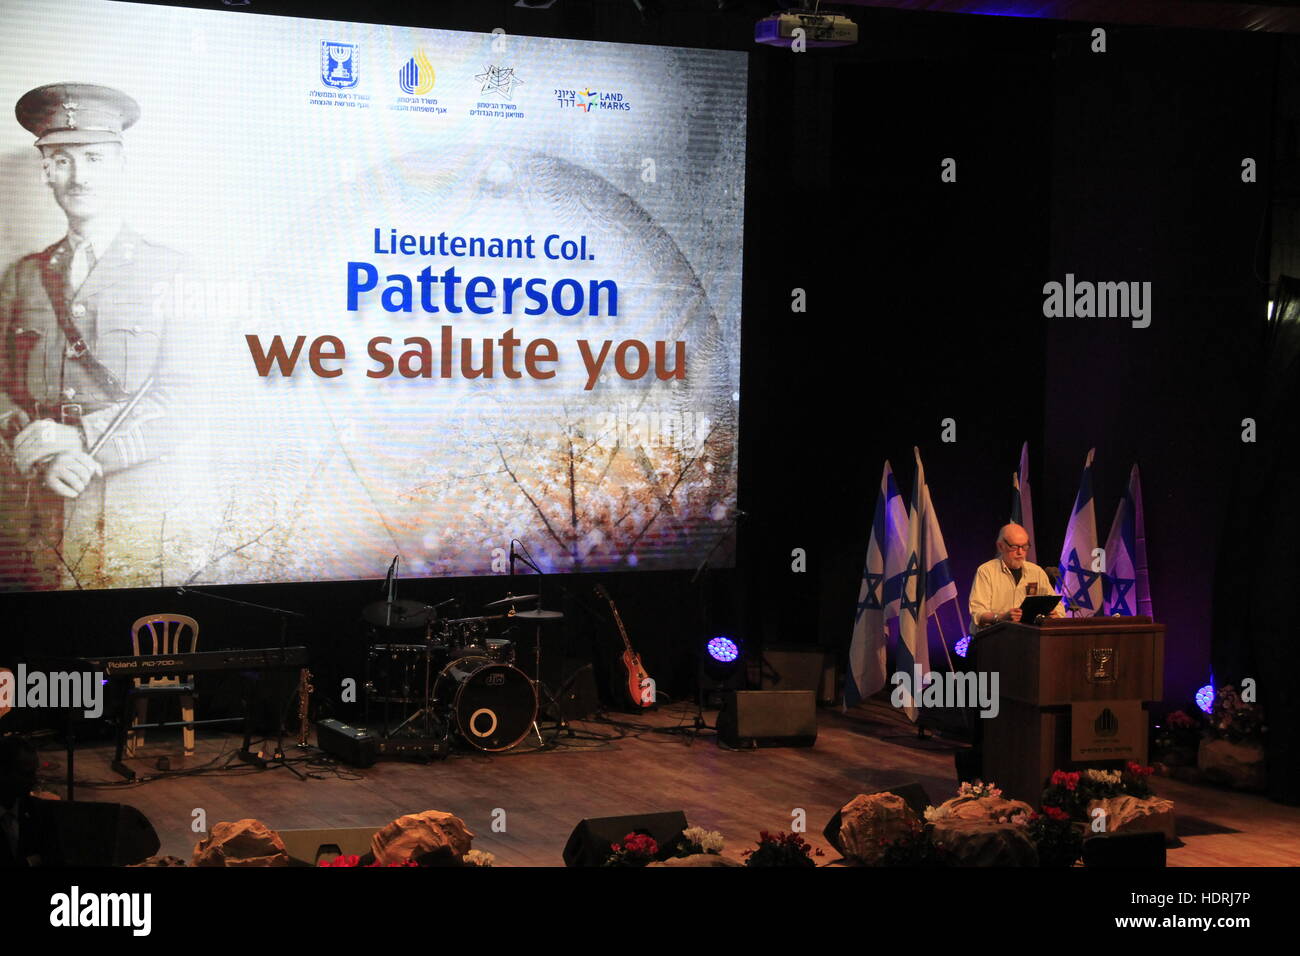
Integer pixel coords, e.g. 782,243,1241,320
483,593,540,610
514,609,564,621
363,599,434,629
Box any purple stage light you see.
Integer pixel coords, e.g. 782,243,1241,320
1196,683,1215,714
954,635,971,659
706,637,739,663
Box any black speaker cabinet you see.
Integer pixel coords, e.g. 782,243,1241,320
37,800,160,866
562,811,688,866
1083,831,1167,867
717,690,817,748
315,718,379,768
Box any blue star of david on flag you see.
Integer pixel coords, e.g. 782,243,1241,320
1106,576,1135,615
1062,548,1099,610
899,555,921,619
856,571,883,623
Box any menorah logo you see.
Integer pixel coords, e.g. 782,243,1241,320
320,41,358,89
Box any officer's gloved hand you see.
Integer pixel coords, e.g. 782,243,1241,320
43,450,102,498
11,419,84,474
0,409,30,444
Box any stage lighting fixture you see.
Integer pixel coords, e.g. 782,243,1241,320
699,635,746,708
954,635,972,658
707,636,739,664
1196,683,1215,714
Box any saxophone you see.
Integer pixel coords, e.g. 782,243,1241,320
296,668,314,747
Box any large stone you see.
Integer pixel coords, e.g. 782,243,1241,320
837,793,920,865
930,820,1038,867
1088,795,1177,845
648,854,743,867
933,794,1035,824
191,819,290,867
1197,739,1266,791
370,810,475,865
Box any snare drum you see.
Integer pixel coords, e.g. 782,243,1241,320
433,655,537,752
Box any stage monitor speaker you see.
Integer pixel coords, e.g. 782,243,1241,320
562,811,688,866
278,826,381,866
1082,831,1167,868
717,690,817,748
315,718,379,768
556,660,600,720
42,800,160,866
821,783,933,854
759,644,837,704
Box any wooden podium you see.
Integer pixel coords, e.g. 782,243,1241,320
974,617,1165,805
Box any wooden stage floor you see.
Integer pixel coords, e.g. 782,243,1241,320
34,700,1300,866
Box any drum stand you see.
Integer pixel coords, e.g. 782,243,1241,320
387,629,437,739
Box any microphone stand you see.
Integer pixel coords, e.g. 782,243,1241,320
175,586,308,779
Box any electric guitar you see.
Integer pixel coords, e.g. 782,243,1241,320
594,583,654,710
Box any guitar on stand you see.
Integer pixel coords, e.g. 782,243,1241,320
593,583,654,711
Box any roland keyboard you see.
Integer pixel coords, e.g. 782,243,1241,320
64,646,308,677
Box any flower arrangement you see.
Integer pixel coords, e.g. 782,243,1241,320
1023,807,1084,867
742,831,824,867
676,827,725,857
463,849,495,867
876,822,957,867
317,854,417,867
956,780,1002,800
1206,685,1267,743
604,832,660,867
1041,763,1155,820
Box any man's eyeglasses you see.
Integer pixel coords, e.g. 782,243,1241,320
1002,542,1030,552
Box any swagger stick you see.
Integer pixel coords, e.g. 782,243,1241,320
88,374,156,456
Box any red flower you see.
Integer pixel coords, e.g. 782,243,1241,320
1125,761,1153,777
318,854,362,867
1042,805,1071,822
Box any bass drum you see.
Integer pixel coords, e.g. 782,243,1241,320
434,655,538,752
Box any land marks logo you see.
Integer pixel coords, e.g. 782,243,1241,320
399,48,435,95
556,85,633,113
321,41,358,88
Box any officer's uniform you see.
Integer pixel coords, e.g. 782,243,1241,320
0,84,196,590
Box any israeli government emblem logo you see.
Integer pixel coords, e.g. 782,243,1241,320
321,41,358,89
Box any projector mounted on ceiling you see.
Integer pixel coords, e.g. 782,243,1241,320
755,6,858,48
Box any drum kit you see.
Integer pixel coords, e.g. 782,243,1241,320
362,592,565,753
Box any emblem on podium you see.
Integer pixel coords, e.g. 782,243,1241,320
1088,647,1116,683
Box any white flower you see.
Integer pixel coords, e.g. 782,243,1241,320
463,849,495,867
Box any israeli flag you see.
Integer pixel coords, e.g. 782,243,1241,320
846,462,908,705
1104,463,1152,617
1010,442,1038,566
1058,448,1103,616
897,448,962,720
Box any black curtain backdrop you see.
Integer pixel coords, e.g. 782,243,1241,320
1214,275,1300,805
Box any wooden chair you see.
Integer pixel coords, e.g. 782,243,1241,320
121,614,199,758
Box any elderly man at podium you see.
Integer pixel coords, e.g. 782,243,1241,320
968,523,1065,632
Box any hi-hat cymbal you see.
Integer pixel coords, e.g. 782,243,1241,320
484,593,540,610
514,609,564,621
363,599,434,629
